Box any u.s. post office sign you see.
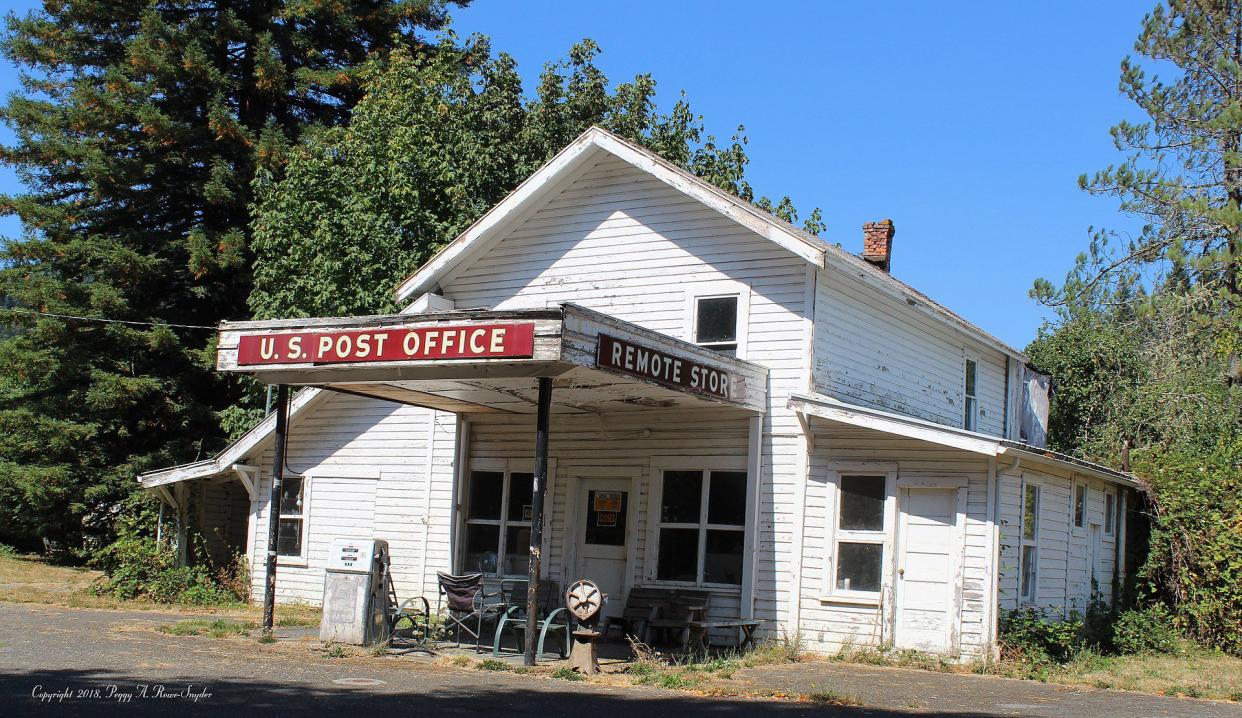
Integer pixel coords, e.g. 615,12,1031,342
595,333,740,401
236,323,536,366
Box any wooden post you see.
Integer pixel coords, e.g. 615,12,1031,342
262,384,290,634
524,377,552,666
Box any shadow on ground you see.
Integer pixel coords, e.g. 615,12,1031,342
1,666,1009,718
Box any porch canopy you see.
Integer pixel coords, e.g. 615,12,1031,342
216,302,768,415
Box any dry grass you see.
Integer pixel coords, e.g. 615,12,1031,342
1048,649,1242,702
0,554,320,626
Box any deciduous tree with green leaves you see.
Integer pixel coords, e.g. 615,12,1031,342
0,0,465,553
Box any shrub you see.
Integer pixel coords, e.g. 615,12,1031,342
0,543,17,557
550,666,583,681
89,535,240,605
999,608,1085,672
1112,604,1185,655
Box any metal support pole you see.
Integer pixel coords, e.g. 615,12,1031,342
524,377,552,667
262,384,290,634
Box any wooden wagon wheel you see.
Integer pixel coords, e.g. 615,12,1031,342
566,579,604,623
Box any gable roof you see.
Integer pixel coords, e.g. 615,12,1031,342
394,126,1026,360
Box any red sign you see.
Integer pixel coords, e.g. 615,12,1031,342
236,323,536,366
596,333,738,401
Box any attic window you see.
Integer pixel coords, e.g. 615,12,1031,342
694,296,738,355
963,359,978,431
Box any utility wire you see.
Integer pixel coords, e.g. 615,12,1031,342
3,308,217,330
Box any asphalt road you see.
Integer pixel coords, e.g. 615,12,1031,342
0,603,1238,718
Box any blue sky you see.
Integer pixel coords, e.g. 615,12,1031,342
0,1,1151,349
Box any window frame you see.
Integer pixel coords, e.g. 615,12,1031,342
647,456,751,590
822,463,898,604
1072,480,1086,530
684,280,751,359
963,354,979,431
1104,490,1116,536
1019,479,1040,604
457,458,554,578
275,473,310,565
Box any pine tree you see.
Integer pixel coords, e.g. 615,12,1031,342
0,1,463,552
1032,0,1242,382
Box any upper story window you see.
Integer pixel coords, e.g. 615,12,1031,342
694,295,739,355
687,281,750,359
963,358,978,431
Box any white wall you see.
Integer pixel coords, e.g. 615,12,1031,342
814,269,1009,436
997,466,1122,615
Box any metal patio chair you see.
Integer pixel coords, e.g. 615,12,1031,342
491,579,570,660
436,571,506,652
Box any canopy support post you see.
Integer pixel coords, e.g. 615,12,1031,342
524,377,552,667
262,384,290,634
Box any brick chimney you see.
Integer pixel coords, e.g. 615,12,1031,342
862,219,895,272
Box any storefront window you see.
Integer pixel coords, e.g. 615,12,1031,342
656,469,747,586
463,469,534,576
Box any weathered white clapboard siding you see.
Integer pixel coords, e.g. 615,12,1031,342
439,153,814,635
800,425,994,657
245,392,438,605
466,409,749,638
997,466,1119,615
814,269,1009,437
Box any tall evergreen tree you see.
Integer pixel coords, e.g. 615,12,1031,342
0,0,464,552
1032,0,1242,382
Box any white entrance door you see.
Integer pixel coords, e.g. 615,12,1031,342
574,478,633,620
894,487,962,653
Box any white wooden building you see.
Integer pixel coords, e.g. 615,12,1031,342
141,127,1140,658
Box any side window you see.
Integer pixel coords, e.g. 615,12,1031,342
655,469,747,586
963,358,978,431
462,469,534,576
277,476,307,557
832,474,889,596
693,295,739,356
1019,482,1040,603
1104,491,1116,536
1073,482,1086,529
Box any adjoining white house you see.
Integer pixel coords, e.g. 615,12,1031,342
140,127,1141,659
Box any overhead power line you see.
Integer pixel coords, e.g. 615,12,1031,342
3,308,217,330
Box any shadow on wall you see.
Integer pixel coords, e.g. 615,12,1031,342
1,667,1004,718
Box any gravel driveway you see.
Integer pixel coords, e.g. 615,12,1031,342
0,602,1237,717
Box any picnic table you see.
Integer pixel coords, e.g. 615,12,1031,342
687,618,763,652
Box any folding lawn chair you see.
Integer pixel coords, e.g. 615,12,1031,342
491,579,570,661
436,571,505,652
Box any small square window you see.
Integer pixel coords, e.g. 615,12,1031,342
661,470,703,523
839,475,885,531
277,518,303,556
468,471,503,520
463,523,500,574
707,471,747,526
656,527,699,581
703,529,745,584
694,296,738,351
836,542,883,593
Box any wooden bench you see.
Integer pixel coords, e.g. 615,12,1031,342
613,587,713,648
687,619,763,652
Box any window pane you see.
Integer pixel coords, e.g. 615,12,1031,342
835,542,882,593
279,477,303,516
1105,494,1115,534
839,475,885,531
695,296,737,344
1021,544,1037,599
704,529,744,585
507,472,534,522
661,470,703,523
656,528,699,581
502,525,530,576
965,360,977,395
1074,484,1086,528
463,523,500,574
964,396,977,431
707,471,747,526
585,490,627,546
277,518,302,556
468,471,504,520
1023,485,1039,540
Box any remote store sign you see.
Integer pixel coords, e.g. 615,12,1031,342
596,333,738,401
236,323,536,366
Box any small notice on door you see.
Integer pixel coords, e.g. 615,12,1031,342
595,511,618,527
593,491,623,512
522,505,533,521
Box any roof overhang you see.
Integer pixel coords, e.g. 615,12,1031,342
216,303,768,416
789,393,1142,490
